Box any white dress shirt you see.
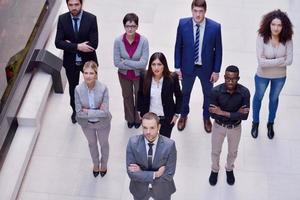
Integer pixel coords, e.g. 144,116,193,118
149,77,164,116
87,85,99,122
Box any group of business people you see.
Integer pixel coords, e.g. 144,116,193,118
55,0,294,199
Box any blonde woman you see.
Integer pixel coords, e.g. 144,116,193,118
75,61,111,177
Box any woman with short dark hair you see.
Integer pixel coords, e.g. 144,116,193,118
113,13,149,129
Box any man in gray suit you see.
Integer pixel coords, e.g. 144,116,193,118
126,112,177,200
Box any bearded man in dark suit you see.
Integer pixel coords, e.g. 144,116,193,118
55,0,98,123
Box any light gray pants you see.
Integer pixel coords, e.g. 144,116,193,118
211,121,241,172
133,193,171,200
118,73,140,124
82,122,110,169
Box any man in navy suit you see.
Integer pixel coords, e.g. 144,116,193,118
175,0,222,133
126,112,177,200
55,0,98,123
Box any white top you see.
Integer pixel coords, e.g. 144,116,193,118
193,18,206,65
256,35,293,78
149,77,164,116
87,87,100,122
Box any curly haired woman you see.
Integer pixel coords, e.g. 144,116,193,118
251,9,293,139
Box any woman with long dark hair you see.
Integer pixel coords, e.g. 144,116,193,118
251,9,293,139
137,52,182,138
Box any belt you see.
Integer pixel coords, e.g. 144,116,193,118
75,61,83,66
158,116,165,120
88,121,99,124
215,120,241,129
194,64,202,68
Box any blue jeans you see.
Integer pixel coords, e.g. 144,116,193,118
252,75,286,123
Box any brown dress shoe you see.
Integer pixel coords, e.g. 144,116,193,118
204,119,212,133
177,117,187,131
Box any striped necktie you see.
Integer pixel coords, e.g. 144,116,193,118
194,24,200,63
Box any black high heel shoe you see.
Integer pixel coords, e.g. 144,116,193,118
93,170,99,177
127,122,134,128
134,122,141,129
100,169,107,177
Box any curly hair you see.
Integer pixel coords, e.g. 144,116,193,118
258,9,293,44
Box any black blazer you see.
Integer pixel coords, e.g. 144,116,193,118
55,11,98,68
137,73,182,122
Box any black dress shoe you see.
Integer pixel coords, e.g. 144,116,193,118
134,122,141,129
209,171,218,186
93,170,99,177
177,117,187,131
267,122,274,139
226,170,235,185
204,119,212,133
251,122,259,138
71,112,77,124
127,122,134,128
100,170,107,177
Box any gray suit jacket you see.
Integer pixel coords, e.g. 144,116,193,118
126,135,177,199
75,80,112,128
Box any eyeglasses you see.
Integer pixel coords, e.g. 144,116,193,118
224,77,239,82
125,25,138,29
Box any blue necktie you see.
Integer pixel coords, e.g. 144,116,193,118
73,17,79,39
194,24,200,63
73,17,82,62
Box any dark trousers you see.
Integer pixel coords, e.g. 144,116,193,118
65,64,82,112
118,74,141,124
159,117,174,138
181,67,213,119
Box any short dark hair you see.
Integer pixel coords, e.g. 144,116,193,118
258,9,293,44
123,13,139,26
191,0,207,10
142,112,160,125
225,65,239,75
66,0,82,4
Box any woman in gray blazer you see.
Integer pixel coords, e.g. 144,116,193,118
113,13,149,129
75,61,112,177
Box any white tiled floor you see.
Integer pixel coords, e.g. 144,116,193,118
17,0,300,199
